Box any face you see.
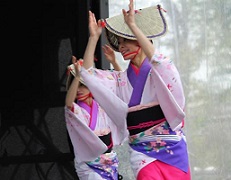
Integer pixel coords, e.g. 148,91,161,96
76,83,91,101
118,37,140,60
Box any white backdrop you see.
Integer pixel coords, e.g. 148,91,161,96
109,0,231,179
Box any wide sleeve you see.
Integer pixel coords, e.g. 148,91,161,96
80,67,129,143
150,52,185,130
64,106,107,161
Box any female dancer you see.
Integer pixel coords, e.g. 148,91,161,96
64,56,125,180
80,1,191,179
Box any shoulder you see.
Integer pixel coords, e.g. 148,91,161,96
150,50,177,69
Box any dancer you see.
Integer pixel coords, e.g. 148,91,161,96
64,56,125,180
80,1,191,179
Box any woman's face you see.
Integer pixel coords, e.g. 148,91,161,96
76,83,90,101
118,37,140,60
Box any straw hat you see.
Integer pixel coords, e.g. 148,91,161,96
66,59,85,90
104,4,168,51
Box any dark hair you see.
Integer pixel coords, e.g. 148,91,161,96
105,28,154,52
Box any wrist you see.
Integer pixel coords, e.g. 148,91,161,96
128,23,136,29
74,76,80,80
111,60,117,65
89,35,99,41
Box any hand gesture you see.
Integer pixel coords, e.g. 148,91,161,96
122,0,135,27
88,11,102,38
71,56,82,78
102,45,116,64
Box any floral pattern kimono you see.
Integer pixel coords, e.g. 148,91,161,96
64,99,126,180
80,50,190,178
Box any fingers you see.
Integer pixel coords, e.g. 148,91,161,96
102,45,106,52
72,56,81,68
88,11,92,22
105,44,113,50
89,10,96,24
123,0,134,16
122,9,127,16
97,19,102,27
102,45,113,53
129,0,134,11
72,56,77,64
92,12,96,23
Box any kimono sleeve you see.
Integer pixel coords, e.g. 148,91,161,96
80,67,129,143
150,52,185,130
64,106,107,161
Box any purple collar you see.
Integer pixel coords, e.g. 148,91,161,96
127,58,151,107
77,100,98,130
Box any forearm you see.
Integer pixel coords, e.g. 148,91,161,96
111,61,122,71
83,36,99,70
128,23,155,60
80,67,129,134
65,77,80,108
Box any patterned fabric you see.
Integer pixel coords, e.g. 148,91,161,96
129,121,189,174
86,151,119,180
77,100,99,130
80,50,190,178
81,50,185,130
65,100,123,179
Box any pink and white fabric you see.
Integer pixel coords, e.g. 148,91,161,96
64,100,126,179
80,49,190,178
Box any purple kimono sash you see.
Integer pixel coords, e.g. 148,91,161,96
129,122,189,173
77,100,98,130
127,58,152,107
86,151,119,180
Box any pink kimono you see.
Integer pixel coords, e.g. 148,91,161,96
80,50,190,179
64,98,127,180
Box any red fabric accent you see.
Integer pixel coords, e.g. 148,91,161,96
127,118,166,130
77,93,92,102
123,46,140,60
78,59,83,66
107,133,113,149
71,105,74,112
107,142,113,149
123,51,138,58
182,119,185,128
131,63,140,75
130,54,146,75
130,46,141,60
137,160,191,180
101,21,106,28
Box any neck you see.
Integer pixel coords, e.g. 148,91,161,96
77,93,93,106
131,52,146,68
84,98,93,107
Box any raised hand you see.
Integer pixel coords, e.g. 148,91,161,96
72,56,82,78
102,45,122,71
102,44,116,64
122,0,135,27
88,11,102,39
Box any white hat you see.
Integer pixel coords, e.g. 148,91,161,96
66,59,85,90
104,4,168,51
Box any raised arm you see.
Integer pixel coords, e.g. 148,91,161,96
65,56,81,109
83,11,103,70
122,0,155,60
